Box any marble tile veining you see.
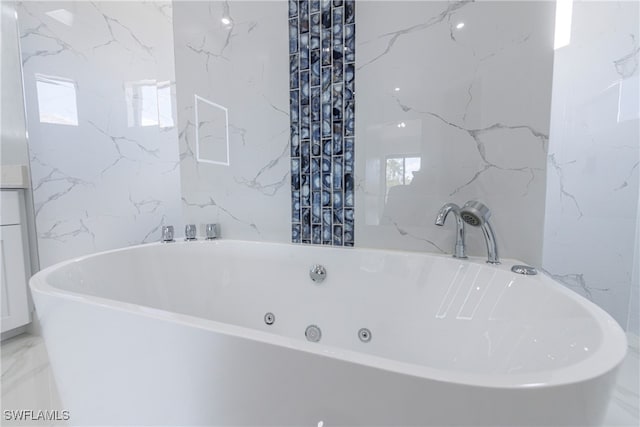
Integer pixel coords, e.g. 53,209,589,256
542,0,639,331
17,1,182,269
174,1,292,243
354,1,555,266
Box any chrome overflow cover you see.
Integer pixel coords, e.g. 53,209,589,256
264,312,275,325
305,325,322,342
511,265,538,275
310,264,327,283
358,328,372,343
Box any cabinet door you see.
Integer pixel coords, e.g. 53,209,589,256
1,224,31,332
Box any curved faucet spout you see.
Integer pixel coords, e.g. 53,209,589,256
435,203,467,259
480,220,499,264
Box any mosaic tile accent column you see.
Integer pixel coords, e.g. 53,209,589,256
289,0,355,246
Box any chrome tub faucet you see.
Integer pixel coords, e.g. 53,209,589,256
435,203,467,259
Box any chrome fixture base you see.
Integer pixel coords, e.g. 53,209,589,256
160,225,174,243
185,224,197,241
205,223,220,240
511,265,538,275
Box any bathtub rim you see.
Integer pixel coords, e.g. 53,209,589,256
29,239,628,390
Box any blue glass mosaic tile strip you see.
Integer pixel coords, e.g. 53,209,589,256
291,159,300,190
345,0,354,24
332,83,343,121
322,154,331,173
300,0,309,32
290,55,299,89
333,156,343,190
344,101,354,136
290,0,354,247
291,125,300,156
311,88,321,123
333,207,343,224
332,122,342,154
344,138,353,172
312,191,321,224
292,190,301,221
301,140,310,174
310,13,321,48
344,24,355,62
333,224,343,245
289,0,298,18
289,19,298,54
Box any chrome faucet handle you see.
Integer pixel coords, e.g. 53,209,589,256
161,225,174,243
205,223,219,240
185,224,197,241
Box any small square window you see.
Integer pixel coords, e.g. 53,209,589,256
385,156,421,199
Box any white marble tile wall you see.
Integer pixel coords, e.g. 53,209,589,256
17,1,182,269
542,0,639,330
15,0,638,334
173,1,291,242
355,1,555,266
630,197,640,335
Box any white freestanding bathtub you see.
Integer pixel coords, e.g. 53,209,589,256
30,240,626,426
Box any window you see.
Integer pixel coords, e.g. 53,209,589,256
35,74,78,126
125,80,174,128
385,156,421,197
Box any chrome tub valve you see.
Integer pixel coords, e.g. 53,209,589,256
205,223,220,240
185,224,197,241
161,225,174,243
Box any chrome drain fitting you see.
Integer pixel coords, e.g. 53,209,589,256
264,312,275,325
305,325,322,342
511,265,538,275
358,328,372,343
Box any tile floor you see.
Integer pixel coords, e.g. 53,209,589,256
2,333,639,426
1,334,66,426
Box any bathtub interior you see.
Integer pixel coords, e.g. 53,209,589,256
40,241,602,380
40,241,607,376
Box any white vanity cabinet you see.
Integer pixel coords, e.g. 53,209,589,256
1,189,32,333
